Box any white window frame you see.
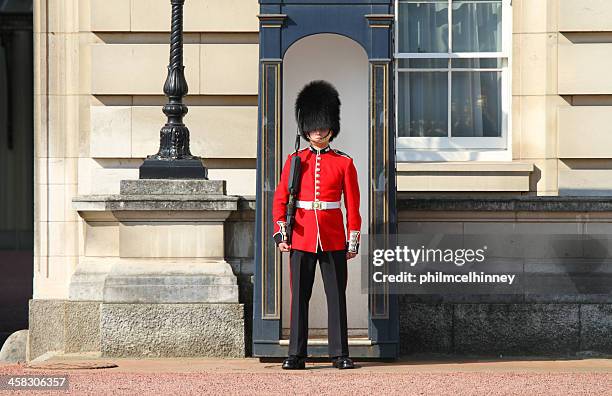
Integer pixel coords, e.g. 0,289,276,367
394,0,513,162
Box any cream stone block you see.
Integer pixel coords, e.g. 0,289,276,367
559,0,612,32
193,106,257,157
47,95,80,158
529,158,558,195
558,106,612,158
77,158,141,195
396,174,530,192
33,0,45,34
35,221,48,257
207,169,256,196
519,95,561,159
559,43,612,94
47,184,66,222
85,222,119,257
34,97,47,159
33,255,77,299
512,0,521,34
201,44,258,95
189,0,259,32
131,0,259,32
514,0,559,34
512,96,521,160
90,106,132,158
47,184,78,222
91,44,200,95
90,0,130,32
131,106,257,158
512,34,520,96
519,33,558,96
48,33,80,96
34,157,48,185
36,157,77,185
130,0,168,32
130,107,161,158
119,222,225,258
77,157,95,195
91,166,140,195
48,222,79,257
78,0,91,32
34,48,48,159
78,33,95,97
559,168,612,196
47,0,79,33
78,96,92,158
35,184,48,224
64,183,79,223
396,162,533,172
33,32,47,96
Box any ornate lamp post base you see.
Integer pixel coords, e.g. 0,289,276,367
140,157,207,179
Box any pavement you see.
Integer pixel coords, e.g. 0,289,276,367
0,353,611,395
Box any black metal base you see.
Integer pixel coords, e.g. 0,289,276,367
139,158,208,179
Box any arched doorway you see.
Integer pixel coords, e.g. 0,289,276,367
281,33,369,340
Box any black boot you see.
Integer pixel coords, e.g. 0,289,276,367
282,355,306,370
332,356,355,369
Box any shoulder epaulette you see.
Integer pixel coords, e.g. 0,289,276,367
333,149,351,159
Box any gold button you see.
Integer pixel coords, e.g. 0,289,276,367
316,191,320,195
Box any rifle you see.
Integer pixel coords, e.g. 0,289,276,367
284,110,303,245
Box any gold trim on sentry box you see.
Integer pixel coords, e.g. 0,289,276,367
261,61,282,320
369,61,390,320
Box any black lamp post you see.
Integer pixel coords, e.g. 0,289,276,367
139,0,207,179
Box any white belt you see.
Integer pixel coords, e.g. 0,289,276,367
296,200,341,210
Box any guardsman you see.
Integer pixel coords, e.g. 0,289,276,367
272,80,361,370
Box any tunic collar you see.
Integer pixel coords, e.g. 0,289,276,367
308,144,331,154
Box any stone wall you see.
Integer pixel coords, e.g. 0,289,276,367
397,196,612,356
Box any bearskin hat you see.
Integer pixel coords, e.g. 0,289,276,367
295,80,341,142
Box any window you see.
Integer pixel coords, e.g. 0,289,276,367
394,0,512,160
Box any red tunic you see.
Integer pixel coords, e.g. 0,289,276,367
272,144,361,253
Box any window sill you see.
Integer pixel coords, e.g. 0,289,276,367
396,161,534,192
396,148,513,162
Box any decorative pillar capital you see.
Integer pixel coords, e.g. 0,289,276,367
257,14,287,28
365,14,394,28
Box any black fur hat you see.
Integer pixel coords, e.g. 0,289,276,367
295,80,341,142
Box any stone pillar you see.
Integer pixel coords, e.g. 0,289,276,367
67,179,245,357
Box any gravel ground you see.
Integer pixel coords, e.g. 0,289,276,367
0,359,610,395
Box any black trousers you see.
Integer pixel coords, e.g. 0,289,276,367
288,246,349,358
